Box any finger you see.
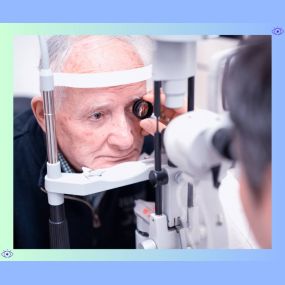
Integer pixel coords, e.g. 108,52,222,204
142,92,154,103
143,89,166,105
144,92,187,115
139,118,166,136
141,129,149,136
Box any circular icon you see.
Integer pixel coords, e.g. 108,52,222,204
272,27,284,35
1,250,13,258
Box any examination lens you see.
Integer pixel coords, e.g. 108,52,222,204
133,99,153,119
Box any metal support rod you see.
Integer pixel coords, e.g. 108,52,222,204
187,77,195,111
42,89,70,248
42,90,70,248
39,36,70,249
187,76,195,208
154,81,162,215
42,91,58,164
49,205,70,249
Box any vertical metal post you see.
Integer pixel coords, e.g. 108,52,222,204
154,81,162,215
188,77,195,111
42,91,58,163
39,36,70,249
42,89,70,249
187,76,195,208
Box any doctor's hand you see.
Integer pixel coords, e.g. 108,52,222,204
140,91,188,136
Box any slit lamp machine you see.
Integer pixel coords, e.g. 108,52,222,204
39,35,234,249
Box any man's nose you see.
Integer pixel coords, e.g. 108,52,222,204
107,115,134,150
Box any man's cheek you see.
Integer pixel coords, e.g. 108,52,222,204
72,132,100,154
67,121,98,141
57,121,90,151
56,117,74,139
79,129,96,139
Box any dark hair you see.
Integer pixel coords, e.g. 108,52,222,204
222,36,271,201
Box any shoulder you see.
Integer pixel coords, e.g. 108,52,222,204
14,109,39,138
14,109,46,170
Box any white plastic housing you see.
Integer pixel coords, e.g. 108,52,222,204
163,109,225,179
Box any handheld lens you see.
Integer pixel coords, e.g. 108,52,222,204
133,99,153,119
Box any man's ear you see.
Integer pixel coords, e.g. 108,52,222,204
31,96,46,132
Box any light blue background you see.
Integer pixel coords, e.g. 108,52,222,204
0,261,282,284
1,1,284,284
0,1,283,22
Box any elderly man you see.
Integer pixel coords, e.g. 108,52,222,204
14,35,162,249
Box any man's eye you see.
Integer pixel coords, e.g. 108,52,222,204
91,112,104,121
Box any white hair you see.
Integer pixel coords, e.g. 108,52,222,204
40,35,153,71
39,35,153,108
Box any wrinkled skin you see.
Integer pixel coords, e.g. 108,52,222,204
33,36,146,171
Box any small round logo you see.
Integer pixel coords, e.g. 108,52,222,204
1,250,13,258
272,27,284,35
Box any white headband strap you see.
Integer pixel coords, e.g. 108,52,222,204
53,65,152,88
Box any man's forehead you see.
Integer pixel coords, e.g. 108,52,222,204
66,80,145,92
63,36,144,73
58,83,146,113
61,81,147,104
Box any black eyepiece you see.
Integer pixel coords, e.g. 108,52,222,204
133,99,153,119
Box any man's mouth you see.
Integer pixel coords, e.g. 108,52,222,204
97,150,139,162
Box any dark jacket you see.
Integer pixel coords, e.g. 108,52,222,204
14,109,154,249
